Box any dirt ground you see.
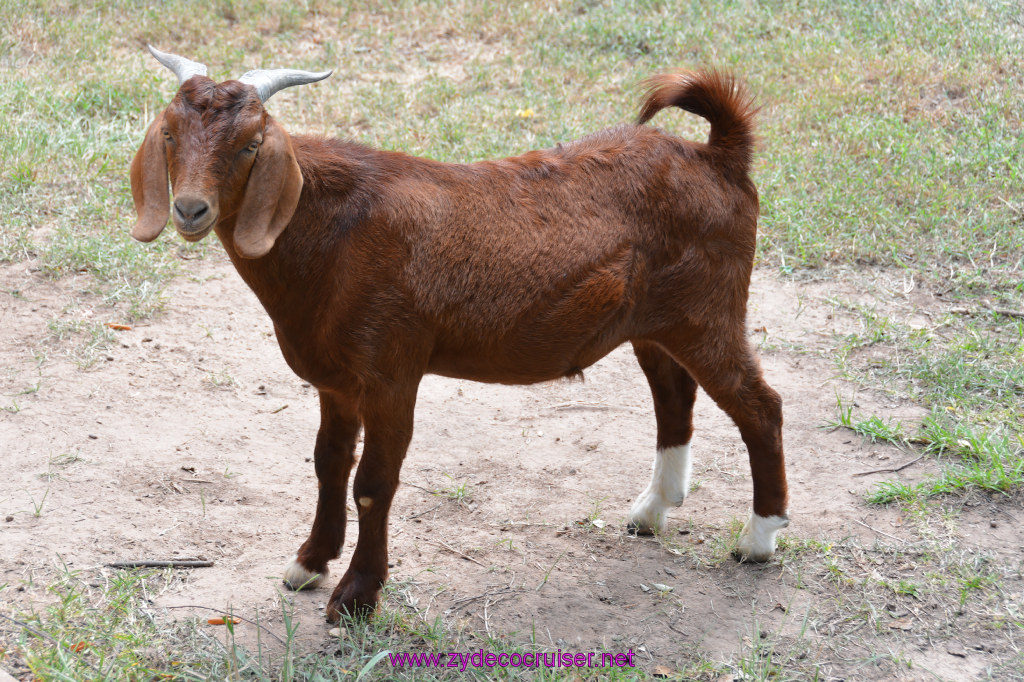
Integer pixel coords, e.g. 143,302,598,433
1,252,1018,679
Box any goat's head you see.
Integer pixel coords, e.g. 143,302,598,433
130,46,331,258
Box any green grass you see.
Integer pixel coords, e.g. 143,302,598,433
3,1,1021,288
827,297,1024,503
1,569,676,681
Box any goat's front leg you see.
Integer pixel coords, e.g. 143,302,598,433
283,390,361,591
326,386,417,622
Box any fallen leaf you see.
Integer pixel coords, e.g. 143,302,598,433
639,584,651,592
888,617,912,631
208,617,241,626
653,664,674,678
651,583,674,593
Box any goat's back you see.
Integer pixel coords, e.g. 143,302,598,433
298,124,758,381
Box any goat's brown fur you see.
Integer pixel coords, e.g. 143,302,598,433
131,68,787,621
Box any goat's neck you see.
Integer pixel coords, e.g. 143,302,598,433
215,137,370,322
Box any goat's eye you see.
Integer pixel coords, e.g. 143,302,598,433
162,130,173,142
244,141,260,154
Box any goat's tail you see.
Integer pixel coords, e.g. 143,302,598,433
637,70,756,173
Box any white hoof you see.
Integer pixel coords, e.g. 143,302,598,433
734,512,789,562
628,443,692,533
629,485,668,533
283,556,327,590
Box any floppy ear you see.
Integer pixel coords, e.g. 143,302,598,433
129,114,170,242
234,119,303,259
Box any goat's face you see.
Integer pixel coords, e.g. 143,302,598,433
130,47,330,258
162,79,265,242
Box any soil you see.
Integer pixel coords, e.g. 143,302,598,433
1,252,1017,680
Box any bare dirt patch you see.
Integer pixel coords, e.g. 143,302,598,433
2,253,1019,679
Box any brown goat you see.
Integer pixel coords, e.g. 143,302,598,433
131,47,788,622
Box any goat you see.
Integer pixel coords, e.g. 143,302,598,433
131,46,788,622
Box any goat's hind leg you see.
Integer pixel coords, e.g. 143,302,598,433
664,335,788,561
284,390,361,591
628,340,699,535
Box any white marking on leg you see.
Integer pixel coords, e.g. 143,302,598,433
357,496,373,517
629,443,692,533
735,512,789,562
283,555,327,590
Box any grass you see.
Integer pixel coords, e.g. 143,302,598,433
3,0,1024,678
1,568,675,681
827,295,1024,503
435,474,473,505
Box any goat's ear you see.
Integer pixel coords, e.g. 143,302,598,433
234,119,303,259
129,114,170,242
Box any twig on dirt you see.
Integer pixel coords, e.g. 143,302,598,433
0,613,103,675
155,521,182,537
405,503,442,520
450,588,515,609
488,520,557,529
852,455,924,477
542,400,641,412
481,599,492,637
544,400,613,411
401,480,437,495
418,537,487,567
949,306,1024,319
269,404,289,414
107,560,214,569
667,618,688,636
852,518,906,544
160,605,287,646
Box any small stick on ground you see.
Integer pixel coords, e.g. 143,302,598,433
418,537,487,567
852,455,924,477
853,518,906,543
107,560,214,569
450,588,515,608
949,306,1024,319
405,503,442,520
400,481,437,495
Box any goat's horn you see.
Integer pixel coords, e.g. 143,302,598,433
237,68,333,103
147,45,208,84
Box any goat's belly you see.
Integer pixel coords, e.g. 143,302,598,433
427,337,621,385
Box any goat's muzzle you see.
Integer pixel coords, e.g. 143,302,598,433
172,195,217,241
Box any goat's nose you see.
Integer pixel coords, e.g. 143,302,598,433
173,197,210,223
